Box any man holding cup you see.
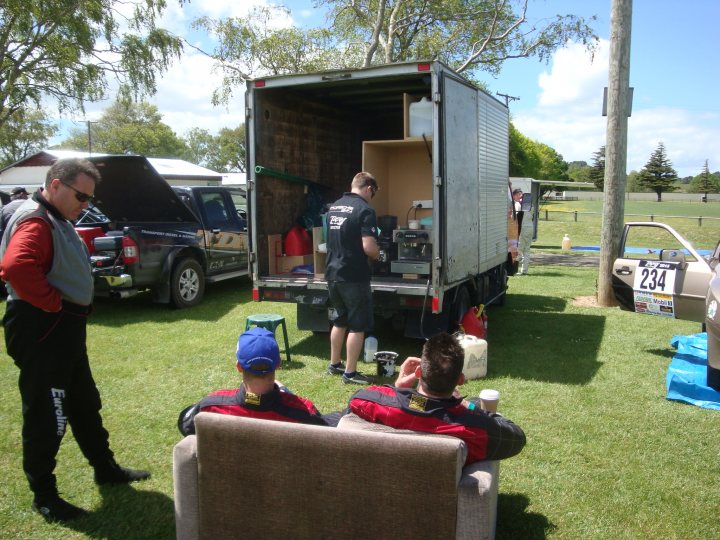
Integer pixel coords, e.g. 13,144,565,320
347,333,525,464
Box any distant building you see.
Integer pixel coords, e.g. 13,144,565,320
221,172,246,186
0,150,223,197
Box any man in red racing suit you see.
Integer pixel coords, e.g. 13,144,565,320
348,333,525,464
178,327,336,435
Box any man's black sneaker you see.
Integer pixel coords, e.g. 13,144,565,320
326,363,346,375
32,496,88,522
341,372,373,385
94,460,151,485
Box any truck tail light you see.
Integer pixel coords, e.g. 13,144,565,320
122,237,139,264
252,288,260,301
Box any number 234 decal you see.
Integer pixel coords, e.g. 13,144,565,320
632,260,678,294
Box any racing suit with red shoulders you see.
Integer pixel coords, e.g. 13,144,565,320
178,383,331,435
349,385,526,464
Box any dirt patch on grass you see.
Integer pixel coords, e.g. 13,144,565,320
572,295,599,308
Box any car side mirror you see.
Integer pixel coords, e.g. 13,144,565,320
659,249,687,269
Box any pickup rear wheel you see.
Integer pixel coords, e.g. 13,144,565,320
171,258,205,308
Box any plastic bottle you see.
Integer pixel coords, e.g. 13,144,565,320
561,234,572,251
409,97,432,137
364,336,378,363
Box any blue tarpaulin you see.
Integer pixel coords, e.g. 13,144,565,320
666,333,720,410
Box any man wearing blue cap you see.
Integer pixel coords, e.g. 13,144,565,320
178,327,331,435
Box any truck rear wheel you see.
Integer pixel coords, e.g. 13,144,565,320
171,258,205,308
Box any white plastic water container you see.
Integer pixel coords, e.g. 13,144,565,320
456,334,488,379
364,336,378,363
561,234,572,251
409,97,432,137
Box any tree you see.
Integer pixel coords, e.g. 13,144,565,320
60,100,188,158
197,1,597,104
534,143,569,181
181,125,246,172
0,109,57,168
509,123,567,180
323,0,597,74
183,128,217,168
625,170,643,192
214,126,246,173
637,142,678,202
588,146,605,190
567,161,590,183
688,160,720,198
193,7,342,105
0,0,184,130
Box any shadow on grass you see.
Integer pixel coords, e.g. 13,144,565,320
66,484,175,540
645,348,676,360
496,492,555,539
490,294,606,385
90,276,253,327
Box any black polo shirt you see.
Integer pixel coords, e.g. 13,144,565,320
325,192,378,282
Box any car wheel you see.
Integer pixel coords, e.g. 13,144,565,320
171,258,205,308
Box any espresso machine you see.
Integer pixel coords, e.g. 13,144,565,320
391,228,432,275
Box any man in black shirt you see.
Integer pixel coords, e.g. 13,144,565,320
325,172,380,385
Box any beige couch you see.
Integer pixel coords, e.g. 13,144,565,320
173,412,499,540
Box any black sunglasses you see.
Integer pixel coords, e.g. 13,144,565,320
60,181,94,203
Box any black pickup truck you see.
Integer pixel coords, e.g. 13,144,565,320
75,155,248,308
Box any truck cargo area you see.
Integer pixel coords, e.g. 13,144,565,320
248,62,510,336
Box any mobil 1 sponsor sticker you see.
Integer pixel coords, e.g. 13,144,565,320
632,260,678,317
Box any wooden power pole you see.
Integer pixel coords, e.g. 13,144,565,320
598,0,633,306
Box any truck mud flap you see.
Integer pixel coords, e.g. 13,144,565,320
297,304,330,332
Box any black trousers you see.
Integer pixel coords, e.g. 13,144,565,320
3,300,112,498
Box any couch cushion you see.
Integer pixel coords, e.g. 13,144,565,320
194,412,463,539
337,412,468,480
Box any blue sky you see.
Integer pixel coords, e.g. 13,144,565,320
58,0,719,177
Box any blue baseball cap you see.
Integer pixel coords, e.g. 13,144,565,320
236,327,281,375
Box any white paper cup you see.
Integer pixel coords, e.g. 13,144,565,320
375,351,398,377
479,389,500,413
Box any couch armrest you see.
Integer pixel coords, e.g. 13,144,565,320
457,460,499,540
173,435,199,540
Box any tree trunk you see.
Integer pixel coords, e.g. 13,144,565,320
598,0,633,307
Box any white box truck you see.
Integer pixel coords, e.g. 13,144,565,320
246,61,514,338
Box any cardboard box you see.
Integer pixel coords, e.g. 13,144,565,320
268,234,312,274
277,254,313,274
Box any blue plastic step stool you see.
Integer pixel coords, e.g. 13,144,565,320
244,314,291,364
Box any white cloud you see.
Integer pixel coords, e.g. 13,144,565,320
514,38,719,177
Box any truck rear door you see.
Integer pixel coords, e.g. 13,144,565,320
441,72,479,283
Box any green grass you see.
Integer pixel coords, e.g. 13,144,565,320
1,210,719,537
535,199,720,253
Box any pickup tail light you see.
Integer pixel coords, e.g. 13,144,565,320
122,237,139,264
